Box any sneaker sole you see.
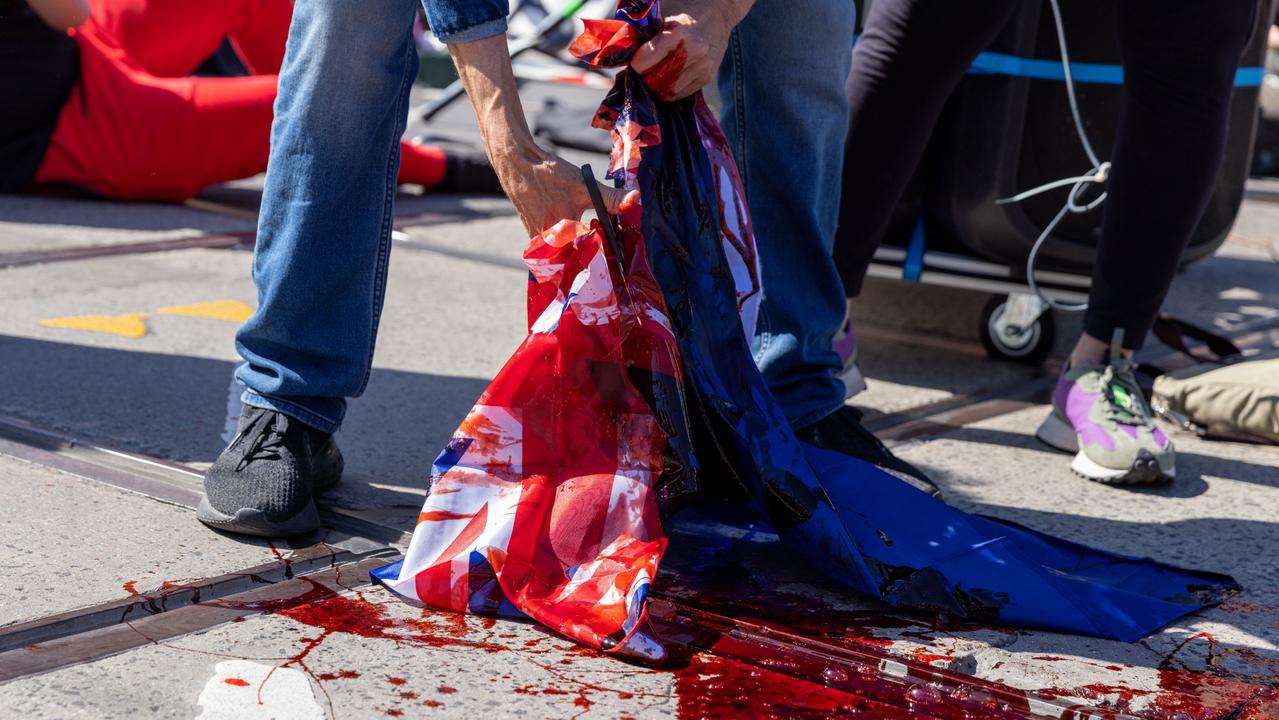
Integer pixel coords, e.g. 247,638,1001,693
1035,413,1174,485
196,496,320,537
1070,452,1173,485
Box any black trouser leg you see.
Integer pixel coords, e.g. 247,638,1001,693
1084,0,1257,349
834,0,1018,297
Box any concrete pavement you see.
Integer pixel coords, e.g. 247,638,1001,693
1,87,1277,718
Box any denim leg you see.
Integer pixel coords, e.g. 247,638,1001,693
235,0,420,433
718,0,856,429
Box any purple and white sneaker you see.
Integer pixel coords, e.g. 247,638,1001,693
1035,333,1174,484
833,306,867,400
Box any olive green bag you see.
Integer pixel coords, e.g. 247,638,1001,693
1151,349,1279,445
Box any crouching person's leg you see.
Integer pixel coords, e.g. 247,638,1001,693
718,0,941,498
199,0,420,537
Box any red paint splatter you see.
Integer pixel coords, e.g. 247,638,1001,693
317,670,360,681
910,647,954,666
1150,667,1278,719
400,692,419,700
424,700,444,708
417,509,479,523
223,677,251,687
156,578,200,593
122,581,140,596
387,677,407,686
438,686,457,694
1032,655,1069,662
385,710,403,717
642,41,687,99
672,654,917,720
200,578,513,715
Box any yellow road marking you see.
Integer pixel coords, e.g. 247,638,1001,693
156,300,255,323
39,313,149,338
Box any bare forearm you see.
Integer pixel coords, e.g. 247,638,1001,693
448,34,539,166
26,0,89,30
445,32,628,235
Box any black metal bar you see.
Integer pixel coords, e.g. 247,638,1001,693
580,164,626,275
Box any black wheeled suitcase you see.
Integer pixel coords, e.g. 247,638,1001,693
844,0,1272,360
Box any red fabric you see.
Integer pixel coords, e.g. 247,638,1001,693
385,201,680,660
398,143,448,189
86,0,291,77
34,0,446,201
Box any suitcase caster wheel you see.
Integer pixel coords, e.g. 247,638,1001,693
980,294,1054,364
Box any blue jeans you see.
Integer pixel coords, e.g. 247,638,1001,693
235,0,423,433
238,0,854,433
719,0,855,429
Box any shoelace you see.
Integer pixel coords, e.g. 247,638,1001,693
1095,328,1153,428
1098,361,1153,427
234,411,290,471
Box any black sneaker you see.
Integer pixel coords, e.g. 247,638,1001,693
197,407,343,537
796,406,943,499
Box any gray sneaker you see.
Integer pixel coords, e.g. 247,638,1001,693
1036,331,1174,484
197,407,343,537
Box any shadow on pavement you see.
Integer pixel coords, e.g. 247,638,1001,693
0,194,254,235
934,425,1279,494
0,335,488,509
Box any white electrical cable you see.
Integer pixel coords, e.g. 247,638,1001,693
996,0,1109,312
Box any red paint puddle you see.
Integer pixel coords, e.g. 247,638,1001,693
1149,667,1276,719
223,677,251,687
1025,635,1279,719
658,552,1279,720
125,551,1275,720
193,577,515,716
673,654,918,719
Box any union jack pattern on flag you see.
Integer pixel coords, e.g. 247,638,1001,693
375,0,1240,658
